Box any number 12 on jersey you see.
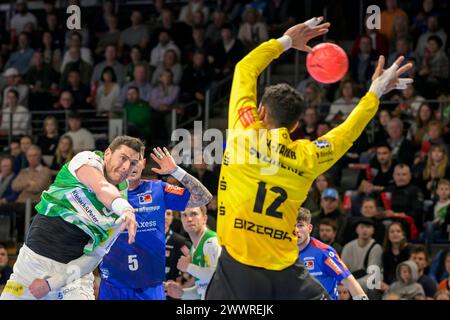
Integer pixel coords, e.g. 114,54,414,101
253,181,287,219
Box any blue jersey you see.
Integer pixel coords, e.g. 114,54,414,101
299,237,351,300
100,180,190,289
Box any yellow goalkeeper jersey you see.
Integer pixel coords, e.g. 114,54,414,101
216,39,380,270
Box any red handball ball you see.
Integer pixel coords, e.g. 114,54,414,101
306,43,349,84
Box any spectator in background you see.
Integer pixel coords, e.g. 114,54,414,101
91,45,125,86
0,89,30,137
125,46,150,83
379,0,408,41
150,69,180,143
0,157,18,205
317,218,343,254
411,0,439,38
119,11,149,56
60,45,93,87
387,37,417,68
415,15,447,61
188,159,219,198
303,174,334,215
317,121,332,138
384,117,416,166
410,244,438,298
52,90,76,118
211,23,244,79
63,69,91,109
151,49,183,86
238,8,269,52
391,84,425,120
352,15,389,58
36,116,59,159
61,32,93,71
385,260,425,300
341,218,383,296
435,289,450,300
95,67,120,116
389,15,411,52
381,221,411,287
337,283,352,300
423,179,450,244
92,0,115,35
312,188,347,243
4,32,34,75
13,134,31,174
40,31,62,73
9,141,21,159
179,51,212,103
303,82,329,117
119,63,152,107
206,10,227,45
374,109,391,143
179,0,210,26
184,27,214,65
43,13,64,51
155,8,192,50
326,80,360,124
350,35,378,90
370,143,396,189
9,0,37,34
416,121,447,166
408,103,435,146
63,112,95,154
150,29,181,69
0,244,13,290
50,135,74,175
291,106,318,141
95,15,121,57
123,86,152,143
437,252,450,291
2,68,28,109
263,0,298,38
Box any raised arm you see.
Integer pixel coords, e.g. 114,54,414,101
229,17,330,130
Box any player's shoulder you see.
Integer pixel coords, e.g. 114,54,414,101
310,238,336,256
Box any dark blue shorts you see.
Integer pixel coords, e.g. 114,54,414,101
98,281,165,300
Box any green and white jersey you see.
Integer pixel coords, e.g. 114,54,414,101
189,228,221,299
35,151,128,253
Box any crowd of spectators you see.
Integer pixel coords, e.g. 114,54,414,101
0,0,449,300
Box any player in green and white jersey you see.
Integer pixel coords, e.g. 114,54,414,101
0,135,142,300
165,206,221,300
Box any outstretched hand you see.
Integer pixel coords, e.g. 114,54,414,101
283,17,330,53
150,147,177,175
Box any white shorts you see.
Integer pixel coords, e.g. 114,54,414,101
0,244,94,300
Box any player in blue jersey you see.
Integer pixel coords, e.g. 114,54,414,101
98,147,213,300
296,208,368,300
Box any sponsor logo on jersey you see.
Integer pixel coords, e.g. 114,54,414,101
313,139,331,150
137,205,161,213
67,188,111,227
234,218,292,242
3,281,24,297
325,257,343,275
304,260,315,270
165,184,185,195
138,193,153,204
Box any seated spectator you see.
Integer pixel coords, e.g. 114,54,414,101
384,118,416,166
95,67,120,116
154,8,192,50
40,31,62,73
179,51,212,103
50,135,74,175
60,45,93,87
0,156,18,205
0,89,30,137
0,244,13,290
341,218,383,295
437,252,450,291
8,141,20,160
387,37,417,68
2,67,29,109
379,0,408,41
92,0,114,35
151,49,183,85
290,106,318,141
410,244,438,298
206,10,227,45
422,179,450,245
415,15,448,61
263,0,298,38
119,63,152,107
351,15,389,58
385,260,425,300
125,46,150,83
9,1,37,34
408,103,435,146
52,90,77,118
119,11,149,55
326,80,360,124
150,29,181,69
184,27,214,65
312,188,347,243
337,283,352,300
370,143,396,188
43,13,65,51
60,31,93,72
188,159,219,197
350,35,378,90
317,121,332,137
381,221,411,286
391,84,425,120
414,144,450,199
178,0,210,26
36,116,59,161
4,32,34,75
63,69,91,109
317,218,343,254
303,174,334,215
373,109,391,143
211,24,244,78
435,289,450,300
123,86,152,143
91,45,125,86
238,7,269,52
303,82,329,118
389,15,411,52
95,15,121,57
411,0,439,38
13,135,32,174
63,112,95,154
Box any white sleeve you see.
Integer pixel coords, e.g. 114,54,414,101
68,151,104,180
186,237,221,283
46,222,122,291
181,286,202,300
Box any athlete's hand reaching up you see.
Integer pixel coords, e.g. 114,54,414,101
283,17,330,53
150,147,177,175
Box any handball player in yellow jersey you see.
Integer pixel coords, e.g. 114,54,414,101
205,17,413,299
